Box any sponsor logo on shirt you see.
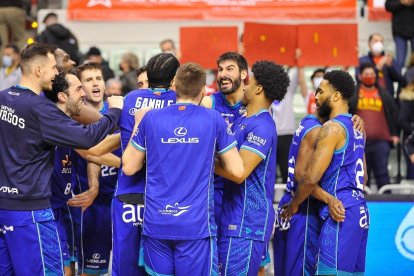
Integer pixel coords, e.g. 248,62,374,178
161,127,199,144
246,132,266,146
0,186,18,194
158,203,191,216
86,252,106,264
0,225,14,234
295,124,304,136
122,203,144,226
0,105,25,129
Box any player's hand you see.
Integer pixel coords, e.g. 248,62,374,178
280,201,299,220
351,115,365,133
134,107,151,126
107,95,124,110
327,196,345,222
391,135,400,146
67,187,98,212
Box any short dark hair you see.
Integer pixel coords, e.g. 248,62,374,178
74,62,103,80
368,33,382,43
136,65,147,77
359,63,376,75
4,44,20,55
44,71,69,103
147,53,180,89
311,68,326,80
217,52,248,73
20,43,56,74
251,61,290,102
159,39,176,50
43,12,58,23
324,70,355,100
174,63,206,99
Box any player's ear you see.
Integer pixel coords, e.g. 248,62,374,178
256,84,264,95
241,69,248,81
57,91,68,103
171,77,176,91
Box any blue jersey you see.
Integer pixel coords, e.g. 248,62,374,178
50,147,75,209
131,103,237,240
286,115,322,193
115,88,176,196
0,85,120,210
319,114,365,209
221,110,277,242
211,92,245,125
75,101,120,196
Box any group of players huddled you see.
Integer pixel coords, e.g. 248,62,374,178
0,42,369,276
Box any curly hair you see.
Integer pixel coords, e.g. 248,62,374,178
323,70,355,100
44,71,70,103
251,61,290,102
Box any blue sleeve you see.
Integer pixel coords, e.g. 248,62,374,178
216,113,237,154
130,113,148,152
240,120,273,160
38,100,121,149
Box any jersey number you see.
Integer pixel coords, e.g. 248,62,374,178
64,183,72,195
101,165,116,177
355,158,364,190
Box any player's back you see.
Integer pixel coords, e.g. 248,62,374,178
138,104,233,240
319,114,365,209
286,115,322,193
116,88,176,196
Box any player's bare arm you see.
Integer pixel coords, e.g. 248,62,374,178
281,120,346,219
295,126,345,222
215,148,260,184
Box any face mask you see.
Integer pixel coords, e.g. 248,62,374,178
2,55,13,68
371,42,384,55
361,76,376,87
312,77,323,90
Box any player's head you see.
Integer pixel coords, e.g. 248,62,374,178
243,61,289,107
316,70,355,118
20,43,58,91
45,71,86,117
74,62,105,105
173,62,206,101
147,53,180,89
136,65,148,89
55,48,76,72
216,52,248,95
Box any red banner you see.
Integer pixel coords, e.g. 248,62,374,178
367,0,391,21
180,27,238,69
68,0,356,21
297,24,358,66
243,23,297,66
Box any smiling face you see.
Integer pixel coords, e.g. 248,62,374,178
39,52,59,91
64,74,86,116
79,68,105,105
217,59,244,95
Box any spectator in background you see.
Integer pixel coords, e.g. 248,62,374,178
0,44,21,90
105,78,122,97
356,33,403,98
136,65,148,89
84,46,114,81
350,63,399,190
398,56,414,179
385,0,414,73
160,38,181,60
36,12,81,65
305,68,326,114
119,52,139,95
0,0,26,53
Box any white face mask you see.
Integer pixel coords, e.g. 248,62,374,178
312,77,323,90
371,41,384,55
2,55,13,68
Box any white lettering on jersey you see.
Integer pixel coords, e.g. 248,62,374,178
0,186,18,194
0,105,25,129
158,203,191,216
246,132,266,146
122,204,144,226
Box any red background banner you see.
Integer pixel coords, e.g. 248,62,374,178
68,0,356,21
367,0,391,21
180,27,238,69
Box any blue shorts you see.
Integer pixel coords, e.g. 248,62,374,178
0,209,64,275
53,205,80,267
143,236,218,276
273,192,321,276
78,196,112,274
111,196,146,276
317,202,369,275
218,236,266,276
260,243,271,267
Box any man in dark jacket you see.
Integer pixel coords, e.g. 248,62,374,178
385,0,414,73
36,12,81,64
350,63,399,190
356,33,403,98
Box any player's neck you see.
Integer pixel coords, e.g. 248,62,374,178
176,98,199,105
246,101,269,117
224,88,243,105
56,102,70,117
329,104,349,119
19,76,42,94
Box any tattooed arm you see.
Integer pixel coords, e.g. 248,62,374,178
281,120,346,219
